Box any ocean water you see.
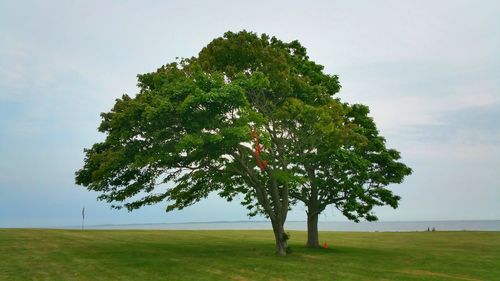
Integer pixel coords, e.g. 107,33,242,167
80,220,500,232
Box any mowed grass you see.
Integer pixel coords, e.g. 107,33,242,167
0,229,499,281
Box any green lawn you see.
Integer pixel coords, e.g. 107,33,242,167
0,229,498,280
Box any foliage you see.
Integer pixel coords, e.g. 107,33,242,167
288,102,412,222
75,30,411,252
75,31,336,215
76,30,344,254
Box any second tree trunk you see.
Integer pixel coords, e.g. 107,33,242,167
306,212,319,248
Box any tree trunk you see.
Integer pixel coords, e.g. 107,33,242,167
305,166,320,248
306,212,320,248
271,220,288,256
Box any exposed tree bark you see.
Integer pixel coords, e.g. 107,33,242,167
306,211,319,248
304,164,321,248
271,218,288,256
269,175,289,255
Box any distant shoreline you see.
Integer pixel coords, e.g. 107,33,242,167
5,219,497,232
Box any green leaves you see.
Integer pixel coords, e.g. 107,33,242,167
291,101,412,222
75,30,411,230
76,52,251,211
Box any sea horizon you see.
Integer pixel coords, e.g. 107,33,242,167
7,219,498,232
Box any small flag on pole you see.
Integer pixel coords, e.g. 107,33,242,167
82,207,85,231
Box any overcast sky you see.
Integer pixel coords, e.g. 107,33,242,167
1,0,499,227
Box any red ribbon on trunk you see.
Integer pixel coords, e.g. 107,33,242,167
251,129,268,172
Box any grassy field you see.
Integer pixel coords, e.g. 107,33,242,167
0,229,499,280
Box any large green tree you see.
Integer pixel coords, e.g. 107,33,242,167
76,31,338,255
75,31,411,254
194,32,411,247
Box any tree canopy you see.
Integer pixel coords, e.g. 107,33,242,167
75,30,411,255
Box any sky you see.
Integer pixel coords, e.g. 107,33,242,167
1,0,499,227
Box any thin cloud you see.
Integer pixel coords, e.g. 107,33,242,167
0,0,499,226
